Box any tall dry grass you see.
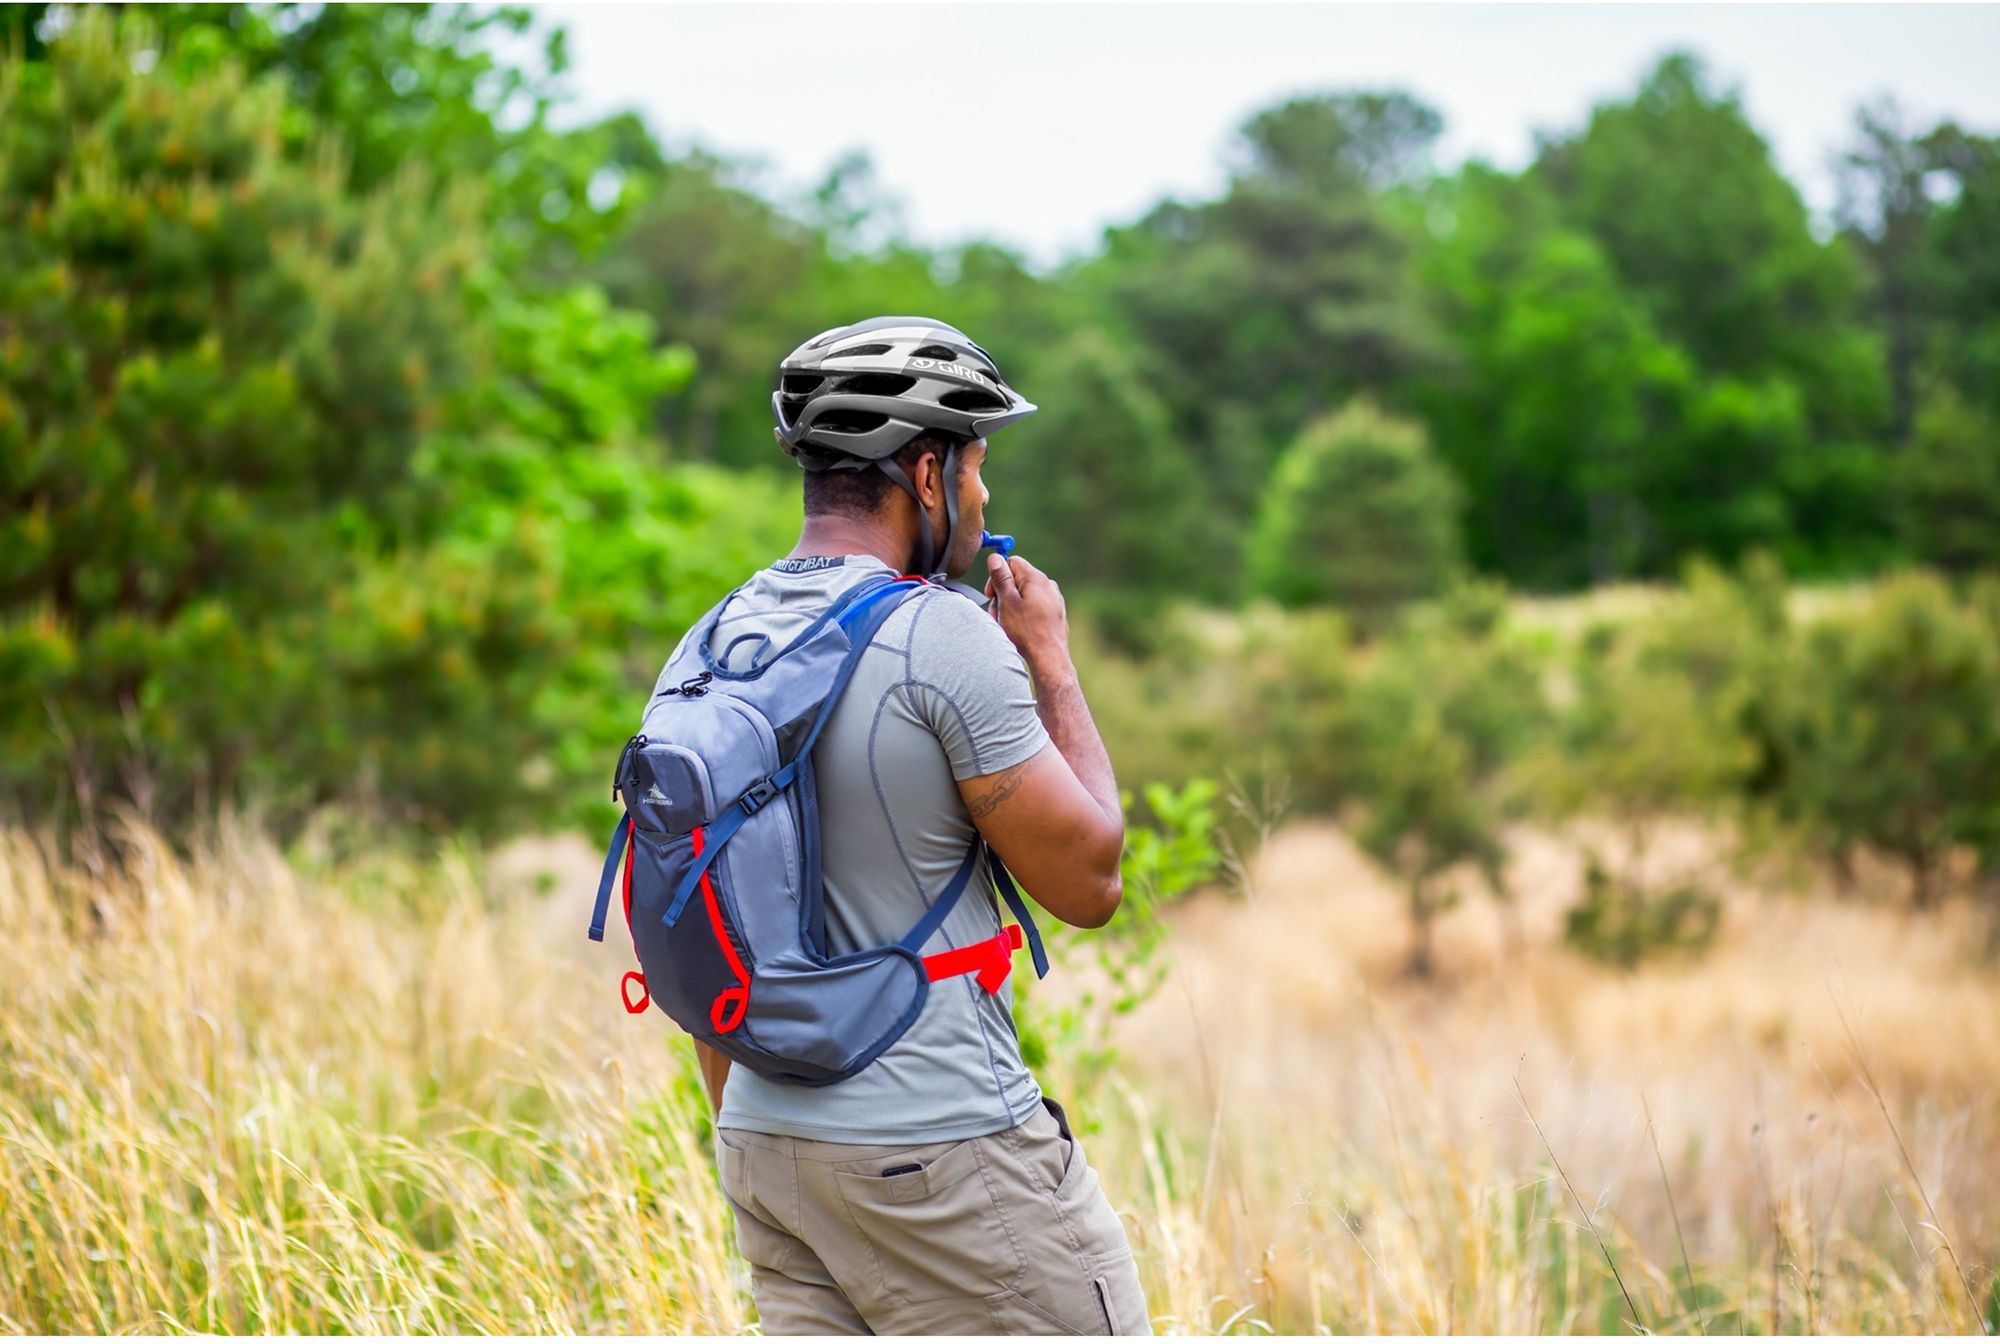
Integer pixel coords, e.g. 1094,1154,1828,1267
0,819,744,1333
1102,821,2000,1333
1,815,1995,1333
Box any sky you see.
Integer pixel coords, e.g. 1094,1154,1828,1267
544,3,2000,267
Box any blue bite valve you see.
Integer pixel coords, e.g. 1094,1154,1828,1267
980,530,1016,558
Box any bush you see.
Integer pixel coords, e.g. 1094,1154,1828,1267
1247,400,1463,624
1782,571,2000,908
1016,778,1223,1104
1344,583,1549,974
1563,852,1721,967
1529,559,1784,834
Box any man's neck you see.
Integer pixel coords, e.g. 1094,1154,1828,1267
788,515,910,574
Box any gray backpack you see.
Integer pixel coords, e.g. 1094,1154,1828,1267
586,571,1049,1086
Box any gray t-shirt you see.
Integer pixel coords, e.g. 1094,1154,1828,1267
694,555,1053,1143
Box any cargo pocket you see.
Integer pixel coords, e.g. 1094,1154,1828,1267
832,1136,1026,1307
1086,1254,1151,1336
1093,1274,1120,1334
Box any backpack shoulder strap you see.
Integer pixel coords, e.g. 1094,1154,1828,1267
662,576,927,927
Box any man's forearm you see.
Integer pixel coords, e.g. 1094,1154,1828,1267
1028,653,1121,829
695,1040,730,1115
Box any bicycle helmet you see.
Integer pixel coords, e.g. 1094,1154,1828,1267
772,316,1036,576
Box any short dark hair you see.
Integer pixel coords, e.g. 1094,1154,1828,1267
802,432,965,519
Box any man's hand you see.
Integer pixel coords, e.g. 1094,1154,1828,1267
984,552,1071,673
961,548,1126,930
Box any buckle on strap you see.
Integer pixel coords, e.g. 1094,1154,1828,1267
739,778,778,814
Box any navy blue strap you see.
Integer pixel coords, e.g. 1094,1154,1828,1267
665,795,757,927
665,579,923,930
587,813,630,942
896,839,984,954
989,848,1050,979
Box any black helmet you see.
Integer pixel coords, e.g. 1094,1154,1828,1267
772,316,1035,580
771,315,1037,471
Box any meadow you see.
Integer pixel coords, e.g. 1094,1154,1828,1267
4,806,1994,1334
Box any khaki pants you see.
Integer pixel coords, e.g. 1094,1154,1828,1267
716,1095,1151,1335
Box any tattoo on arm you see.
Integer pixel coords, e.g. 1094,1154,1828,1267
966,756,1035,820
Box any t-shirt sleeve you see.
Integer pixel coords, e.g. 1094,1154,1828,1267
901,590,1051,781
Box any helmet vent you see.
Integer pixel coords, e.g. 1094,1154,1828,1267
815,409,890,434
839,373,916,397
910,344,958,361
939,388,1007,414
827,343,892,359
782,374,825,394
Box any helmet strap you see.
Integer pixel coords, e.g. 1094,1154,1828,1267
874,440,961,579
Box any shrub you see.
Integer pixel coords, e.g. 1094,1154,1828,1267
1016,778,1223,1104
1247,400,1463,624
1783,571,2000,908
1345,582,1550,974
1563,851,1721,967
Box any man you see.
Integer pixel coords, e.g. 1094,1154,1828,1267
685,316,1149,1334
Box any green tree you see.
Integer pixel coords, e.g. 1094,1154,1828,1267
1535,53,1893,575
1920,123,2000,422
596,153,817,466
1248,401,1462,621
1417,165,1691,586
1897,386,2000,574
983,331,1214,609
0,12,789,836
138,3,654,271
1078,92,1447,587
0,12,479,825
1785,573,2000,909
1344,584,1546,975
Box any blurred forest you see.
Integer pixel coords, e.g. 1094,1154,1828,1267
3,4,1999,948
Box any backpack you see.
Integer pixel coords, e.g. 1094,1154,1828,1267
585,570,1050,1087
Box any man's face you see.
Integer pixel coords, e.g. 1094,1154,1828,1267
939,439,990,579
912,439,990,578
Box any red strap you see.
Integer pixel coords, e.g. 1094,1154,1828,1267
614,821,649,1014
692,825,753,1032
923,925,1024,994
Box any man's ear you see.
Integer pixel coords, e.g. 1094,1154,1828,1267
914,450,943,508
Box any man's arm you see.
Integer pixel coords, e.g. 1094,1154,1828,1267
694,1040,730,1114
957,553,1124,928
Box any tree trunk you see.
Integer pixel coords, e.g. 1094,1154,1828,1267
1908,849,1935,911
1406,880,1436,979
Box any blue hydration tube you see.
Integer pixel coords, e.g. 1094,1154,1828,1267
980,530,1016,558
